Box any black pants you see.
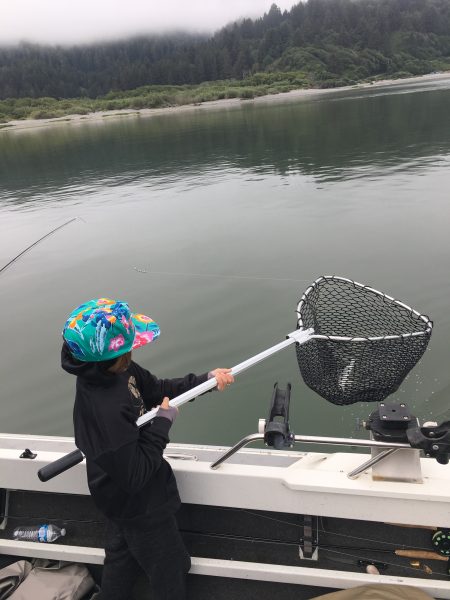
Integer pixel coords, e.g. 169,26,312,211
99,514,191,600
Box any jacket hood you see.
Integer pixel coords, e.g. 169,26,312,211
61,341,116,385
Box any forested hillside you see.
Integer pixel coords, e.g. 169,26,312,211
1,0,450,102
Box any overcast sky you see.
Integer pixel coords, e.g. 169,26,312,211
1,1,298,46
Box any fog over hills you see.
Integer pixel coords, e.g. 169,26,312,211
1,0,297,45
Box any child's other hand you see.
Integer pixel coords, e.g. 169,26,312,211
160,397,171,409
156,397,178,423
209,368,234,391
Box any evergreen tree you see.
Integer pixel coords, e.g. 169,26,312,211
1,0,450,99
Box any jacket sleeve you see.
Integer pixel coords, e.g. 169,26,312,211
93,403,173,494
131,362,209,410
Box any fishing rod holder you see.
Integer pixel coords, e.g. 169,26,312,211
407,420,450,466
258,383,294,450
210,386,450,479
363,402,450,480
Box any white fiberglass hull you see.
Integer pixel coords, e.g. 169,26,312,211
0,433,449,599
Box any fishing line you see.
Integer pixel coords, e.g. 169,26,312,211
2,514,103,525
0,217,82,276
183,529,394,554
226,508,437,554
317,516,433,551
3,511,445,577
133,266,312,284
5,512,446,577
1,508,436,555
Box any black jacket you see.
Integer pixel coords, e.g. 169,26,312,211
61,343,208,521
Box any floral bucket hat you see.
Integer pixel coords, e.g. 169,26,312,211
62,298,160,362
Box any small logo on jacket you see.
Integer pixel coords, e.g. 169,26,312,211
128,376,146,416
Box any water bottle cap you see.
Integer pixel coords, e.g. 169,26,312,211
61,528,66,536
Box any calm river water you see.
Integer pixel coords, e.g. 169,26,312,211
1,76,450,446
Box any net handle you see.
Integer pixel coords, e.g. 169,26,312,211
136,328,314,426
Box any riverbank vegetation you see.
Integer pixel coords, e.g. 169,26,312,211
0,73,308,123
1,0,450,123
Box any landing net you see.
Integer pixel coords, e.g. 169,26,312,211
296,276,432,406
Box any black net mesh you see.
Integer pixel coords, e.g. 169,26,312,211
296,276,432,406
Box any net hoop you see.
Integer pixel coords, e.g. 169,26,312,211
294,275,432,405
296,275,432,342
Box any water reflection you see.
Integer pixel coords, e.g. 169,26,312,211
1,81,450,207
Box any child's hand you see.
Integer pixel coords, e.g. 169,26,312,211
160,397,171,409
156,397,178,423
209,368,234,391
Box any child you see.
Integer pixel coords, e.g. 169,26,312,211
61,298,234,600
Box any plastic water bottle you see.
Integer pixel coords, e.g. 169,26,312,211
13,524,66,543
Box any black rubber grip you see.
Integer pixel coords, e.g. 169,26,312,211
37,449,84,482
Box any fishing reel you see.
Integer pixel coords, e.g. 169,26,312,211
365,402,450,465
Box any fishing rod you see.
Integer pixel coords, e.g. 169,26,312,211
2,507,448,576
0,217,80,275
